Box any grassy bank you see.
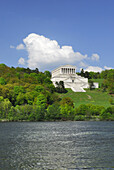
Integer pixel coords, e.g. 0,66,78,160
58,88,114,108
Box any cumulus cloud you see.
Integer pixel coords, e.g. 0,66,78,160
16,43,25,50
91,54,99,61
17,33,88,70
18,57,25,65
84,66,103,72
79,61,88,68
104,66,113,70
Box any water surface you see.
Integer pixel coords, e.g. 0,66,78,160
0,121,114,169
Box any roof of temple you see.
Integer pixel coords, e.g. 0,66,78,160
52,65,76,72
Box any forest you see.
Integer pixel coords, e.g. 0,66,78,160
0,63,114,121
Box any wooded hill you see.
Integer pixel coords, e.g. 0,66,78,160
0,63,114,121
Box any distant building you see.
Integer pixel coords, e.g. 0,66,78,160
51,65,89,92
92,82,99,89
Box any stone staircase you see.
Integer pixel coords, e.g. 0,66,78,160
71,86,86,92
65,82,86,92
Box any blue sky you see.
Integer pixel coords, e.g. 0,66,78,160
0,0,114,72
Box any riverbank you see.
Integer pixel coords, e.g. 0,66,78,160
0,117,114,122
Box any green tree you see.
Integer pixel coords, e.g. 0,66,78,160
75,104,88,115
46,103,60,120
36,94,47,108
0,77,6,85
89,80,94,90
55,81,67,93
16,93,27,105
44,71,51,78
45,84,56,93
60,97,74,108
34,68,39,74
0,99,12,118
109,98,114,105
80,69,85,77
25,92,34,105
16,73,21,79
60,105,74,120
35,85,45,93
107,70,114,94
29,105,46,121
8,106,17,121
44,78,52,84
14,86,25,95
0,96,4,102
100,110,111,120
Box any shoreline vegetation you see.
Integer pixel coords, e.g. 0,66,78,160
0,64,114,122
0,118,113,122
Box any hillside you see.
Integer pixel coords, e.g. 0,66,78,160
0,64,114,121
59,88,114,108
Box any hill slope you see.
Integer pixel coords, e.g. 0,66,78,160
59,89,113,108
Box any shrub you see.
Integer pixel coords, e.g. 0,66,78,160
74,115,85,121
100,110,111,120
46,103,60,120
109,98,114,105
60,97,74,108
60,105,74,120
0,77,6,85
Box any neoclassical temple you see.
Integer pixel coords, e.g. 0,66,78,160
51,65,89,92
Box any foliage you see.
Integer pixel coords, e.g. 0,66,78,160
109,98,114,105
0,99,12,118
77,69,100,79
0,64,114,121
46,103,60,120
101,69,114,94
36,94,47,108
88,80,94,90
28,106,46,121
44,71,51,78
55,81,67,93
60,105,74,120
0,77,6,85
60,97,74,108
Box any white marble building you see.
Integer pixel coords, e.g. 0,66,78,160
51,65,89,92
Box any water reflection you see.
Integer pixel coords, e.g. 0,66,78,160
0,121,114,169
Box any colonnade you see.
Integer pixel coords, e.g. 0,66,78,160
61,68,75,74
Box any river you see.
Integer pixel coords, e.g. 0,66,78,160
0,121,114,169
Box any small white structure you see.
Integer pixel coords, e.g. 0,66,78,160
92,82,99,88
51,65,89,92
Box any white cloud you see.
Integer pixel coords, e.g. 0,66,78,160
104,66,113,70
16,43,25,50
91,53,99,61
84,66,103,72
79,61,88,68
18,33,87,70
10,45,15,49
18,57,25,65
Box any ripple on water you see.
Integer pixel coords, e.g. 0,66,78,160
0,121,114,169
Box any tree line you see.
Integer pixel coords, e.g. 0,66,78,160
0,97,114,121
78,68,114,94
